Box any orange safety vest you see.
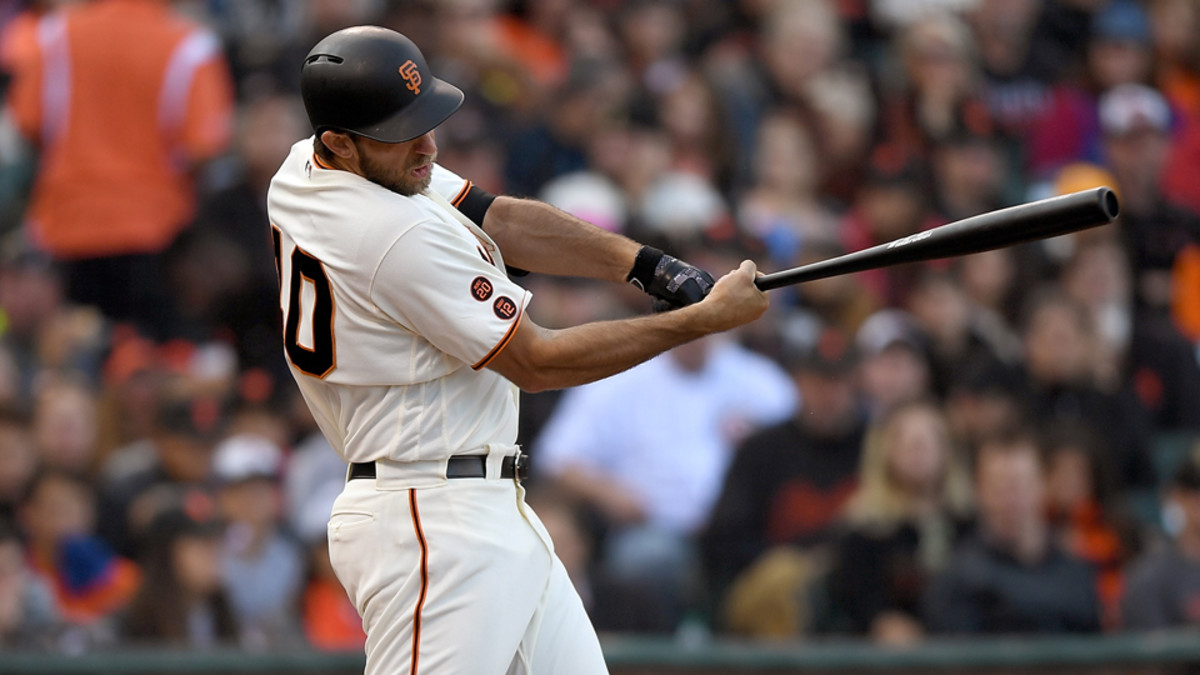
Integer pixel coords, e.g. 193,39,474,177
6,0,233,259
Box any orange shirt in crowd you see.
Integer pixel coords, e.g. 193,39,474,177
303,578,367,651
5,0,234,260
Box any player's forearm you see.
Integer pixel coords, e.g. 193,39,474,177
483,196,640,282
488,260,767,391
494,305,715,392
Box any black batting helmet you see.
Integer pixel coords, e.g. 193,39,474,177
300,26,464,143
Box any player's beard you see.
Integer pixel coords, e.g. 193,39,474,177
356,143,434,197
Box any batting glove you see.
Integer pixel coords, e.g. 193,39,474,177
626,246,715,311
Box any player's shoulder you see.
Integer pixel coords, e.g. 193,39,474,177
270,138,429,224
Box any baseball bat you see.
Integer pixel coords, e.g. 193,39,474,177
755,187,1119,291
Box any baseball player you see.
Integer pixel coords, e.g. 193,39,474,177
267,26,768,674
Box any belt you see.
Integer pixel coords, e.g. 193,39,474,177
348,453,528,482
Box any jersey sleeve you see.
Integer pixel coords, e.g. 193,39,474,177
429,164,473,208
370,220,530,369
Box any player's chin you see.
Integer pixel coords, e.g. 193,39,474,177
378,174,432,197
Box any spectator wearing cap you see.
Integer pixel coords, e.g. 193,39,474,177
702,322,866,611
855,309,934,421
211,432,304,649
1023,0,1155,177
1099,83,1200,320
96,384,229,558
826,400,973,644
122,504,237,647
922,429,1101,635
1087,0,1154,96
1122,445,1200,629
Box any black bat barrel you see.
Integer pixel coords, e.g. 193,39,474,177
755,187,1119,291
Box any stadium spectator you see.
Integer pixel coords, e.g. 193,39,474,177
0,517,58,649
0,246,106,399
840,146,942,307
855,309,934,421
1060,237,1200,432
4,0,234,338
922,429,1102,634
702,323,865,603
122,504,237,648
970,0,1056,138
929,126,1009,222
907,269,1009,399
784,238,878,340
943,355,1027,455
502,59,616,197
189,93,308,386
826,400,973,644
879,13,993,159
535,330,796,624
31,374,97,476
1042,424,1140,630
0,405,36,524
1019,288,1156,490
1099,84,1200,318
1022,0,1156,177
1122,444,1200,629
736,110,839,268
211,433,304,648
950,250,1025,363
706,0,846,185
97,384,228,558
19,469,139,634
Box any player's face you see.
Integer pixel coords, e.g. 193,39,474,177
352,132,438,196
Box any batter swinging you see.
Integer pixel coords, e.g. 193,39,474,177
268,26,767,674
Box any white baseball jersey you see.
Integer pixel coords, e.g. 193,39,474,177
266,137,531,464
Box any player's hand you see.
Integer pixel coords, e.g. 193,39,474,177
697,260,768,331
627,246,715,311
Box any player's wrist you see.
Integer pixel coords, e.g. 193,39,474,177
626,245,663,291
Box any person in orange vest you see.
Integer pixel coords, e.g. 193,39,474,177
4,0,234,337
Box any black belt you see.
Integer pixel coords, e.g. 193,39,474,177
348,453,528,482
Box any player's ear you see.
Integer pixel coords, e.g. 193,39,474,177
320,130,357,160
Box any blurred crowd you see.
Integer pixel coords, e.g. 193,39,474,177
0,0,1199,655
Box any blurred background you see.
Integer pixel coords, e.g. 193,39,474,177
0,0,1199,672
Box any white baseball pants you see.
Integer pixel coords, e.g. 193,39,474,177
327,453,608,674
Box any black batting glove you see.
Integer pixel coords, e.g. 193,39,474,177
626,246,715,311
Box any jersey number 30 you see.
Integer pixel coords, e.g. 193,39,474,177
273,227,336,378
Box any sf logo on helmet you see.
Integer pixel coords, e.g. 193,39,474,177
399,59,422,94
